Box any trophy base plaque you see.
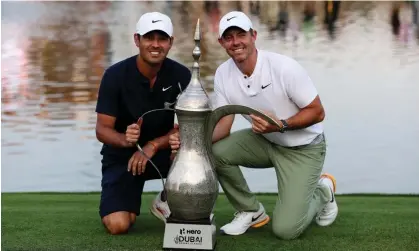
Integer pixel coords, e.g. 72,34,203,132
163,214,216,251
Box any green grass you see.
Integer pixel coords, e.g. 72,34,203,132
2,193,419,251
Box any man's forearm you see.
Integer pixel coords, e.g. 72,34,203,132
212,124,230,143
96,125,131,148
212,115,234,143
281,107,325,131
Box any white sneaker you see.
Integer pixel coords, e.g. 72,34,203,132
316,173,338,227
220,203,270,236
150,191,171,223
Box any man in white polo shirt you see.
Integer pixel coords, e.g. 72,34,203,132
212,10,338,239
169,11,338,240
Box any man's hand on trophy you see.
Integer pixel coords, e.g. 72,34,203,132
249,111,281,134
169,131,180,154
125,118,143,146
169,124,180,161
127,142,157,176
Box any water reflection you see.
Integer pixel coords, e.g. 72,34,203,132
2,1,419,193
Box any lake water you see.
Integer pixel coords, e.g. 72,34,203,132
2,1,419,194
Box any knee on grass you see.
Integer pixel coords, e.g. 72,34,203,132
102,213,135,235
272,221,304,240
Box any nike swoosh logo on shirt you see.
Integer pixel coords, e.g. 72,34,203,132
261,83,271,89
162,86,172,91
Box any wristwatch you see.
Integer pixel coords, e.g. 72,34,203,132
279,119,288,133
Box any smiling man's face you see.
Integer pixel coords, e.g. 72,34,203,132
218,27,257,63
135,30,173,65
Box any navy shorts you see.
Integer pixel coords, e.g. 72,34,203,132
99,149,172,218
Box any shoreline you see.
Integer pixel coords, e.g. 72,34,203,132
2,192,418,197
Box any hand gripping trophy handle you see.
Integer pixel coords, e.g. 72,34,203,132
204,105,282,167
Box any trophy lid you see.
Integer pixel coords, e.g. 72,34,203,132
175,19,212,112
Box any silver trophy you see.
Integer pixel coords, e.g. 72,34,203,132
161,18,283,251
162,19,218,251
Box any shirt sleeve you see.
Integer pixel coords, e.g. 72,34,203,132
95,69,119,117
284,59,318,109
212,70,229,109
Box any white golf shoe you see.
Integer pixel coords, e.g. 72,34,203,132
150,191,171,223
220,202,270,235
316,173,338,227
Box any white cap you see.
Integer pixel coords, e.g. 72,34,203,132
136,12,173,37
218,11,253,38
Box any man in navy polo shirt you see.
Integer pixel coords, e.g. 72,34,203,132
95,12,191,235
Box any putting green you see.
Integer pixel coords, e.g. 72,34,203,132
2,193,418,251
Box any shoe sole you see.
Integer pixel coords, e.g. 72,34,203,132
320,173,337,192
251,215,270,228
150,206,167,223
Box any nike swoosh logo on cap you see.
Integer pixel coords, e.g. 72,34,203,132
227,16,237,21
152,20,162,23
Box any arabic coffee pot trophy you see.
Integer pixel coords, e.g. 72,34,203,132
162,19,218,251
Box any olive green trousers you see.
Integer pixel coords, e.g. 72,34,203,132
212,128,330,240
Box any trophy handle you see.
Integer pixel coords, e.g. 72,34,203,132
204,105,282,168
134,108,176,189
